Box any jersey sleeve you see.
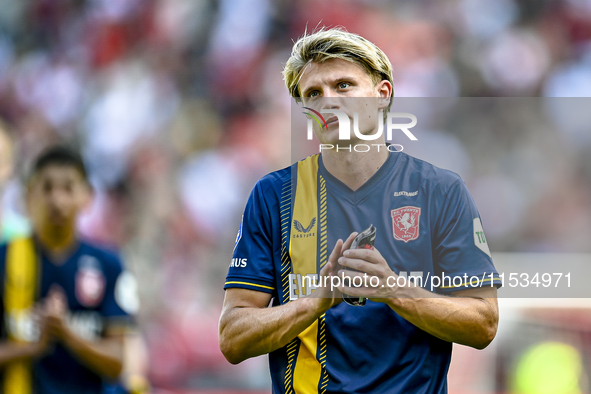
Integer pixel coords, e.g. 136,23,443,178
432,178,502,293
99,253,137,326
224,180,277,295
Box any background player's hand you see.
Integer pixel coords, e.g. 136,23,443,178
28,304,55,358
337,246,403,302
41,285,71,342
311,232,358,312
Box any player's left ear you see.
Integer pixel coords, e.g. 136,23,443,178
376,79,392,110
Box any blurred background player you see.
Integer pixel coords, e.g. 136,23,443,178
0,146,135,394
0,120,30,242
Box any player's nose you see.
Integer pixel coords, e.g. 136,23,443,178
48,188,72,211
320,92,341,110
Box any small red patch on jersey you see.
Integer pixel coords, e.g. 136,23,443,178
391,206,421,243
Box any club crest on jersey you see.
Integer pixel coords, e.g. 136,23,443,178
75,256,106,308
391,206,421,243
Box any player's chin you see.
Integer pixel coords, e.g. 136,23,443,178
319,141,359,152
47,213,70,227
316,126,340,142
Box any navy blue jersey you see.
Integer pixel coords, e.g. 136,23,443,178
0,240,132,394
225,151,500,394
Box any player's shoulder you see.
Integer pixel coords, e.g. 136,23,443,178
255,154,322,192
257,165,291,188
0,237,34,272
252,165,292,200
399,152,464,195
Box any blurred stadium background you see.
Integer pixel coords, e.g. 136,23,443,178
0,0,590,393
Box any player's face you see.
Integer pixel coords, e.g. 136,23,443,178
299,58,391,145
27,165,91,230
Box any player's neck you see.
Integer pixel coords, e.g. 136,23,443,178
35,224,78,262
321,147,389,191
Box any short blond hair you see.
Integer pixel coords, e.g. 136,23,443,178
283,27,394,100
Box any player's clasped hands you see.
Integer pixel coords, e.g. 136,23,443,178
314,232,404,308
42,285,71,341
30,285,72,358
336,234,402,302
314,232,358,308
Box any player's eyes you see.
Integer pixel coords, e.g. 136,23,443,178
308,91,320,98
338,82,351,89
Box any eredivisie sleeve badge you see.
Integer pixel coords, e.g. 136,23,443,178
391,206,421,243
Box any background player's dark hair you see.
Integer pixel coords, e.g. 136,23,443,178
31,145,89,184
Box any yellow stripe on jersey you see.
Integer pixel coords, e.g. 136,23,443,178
224,281,275,290
4,237,37,394
290,155,319,279
289,155,323,394
294,320,321,393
